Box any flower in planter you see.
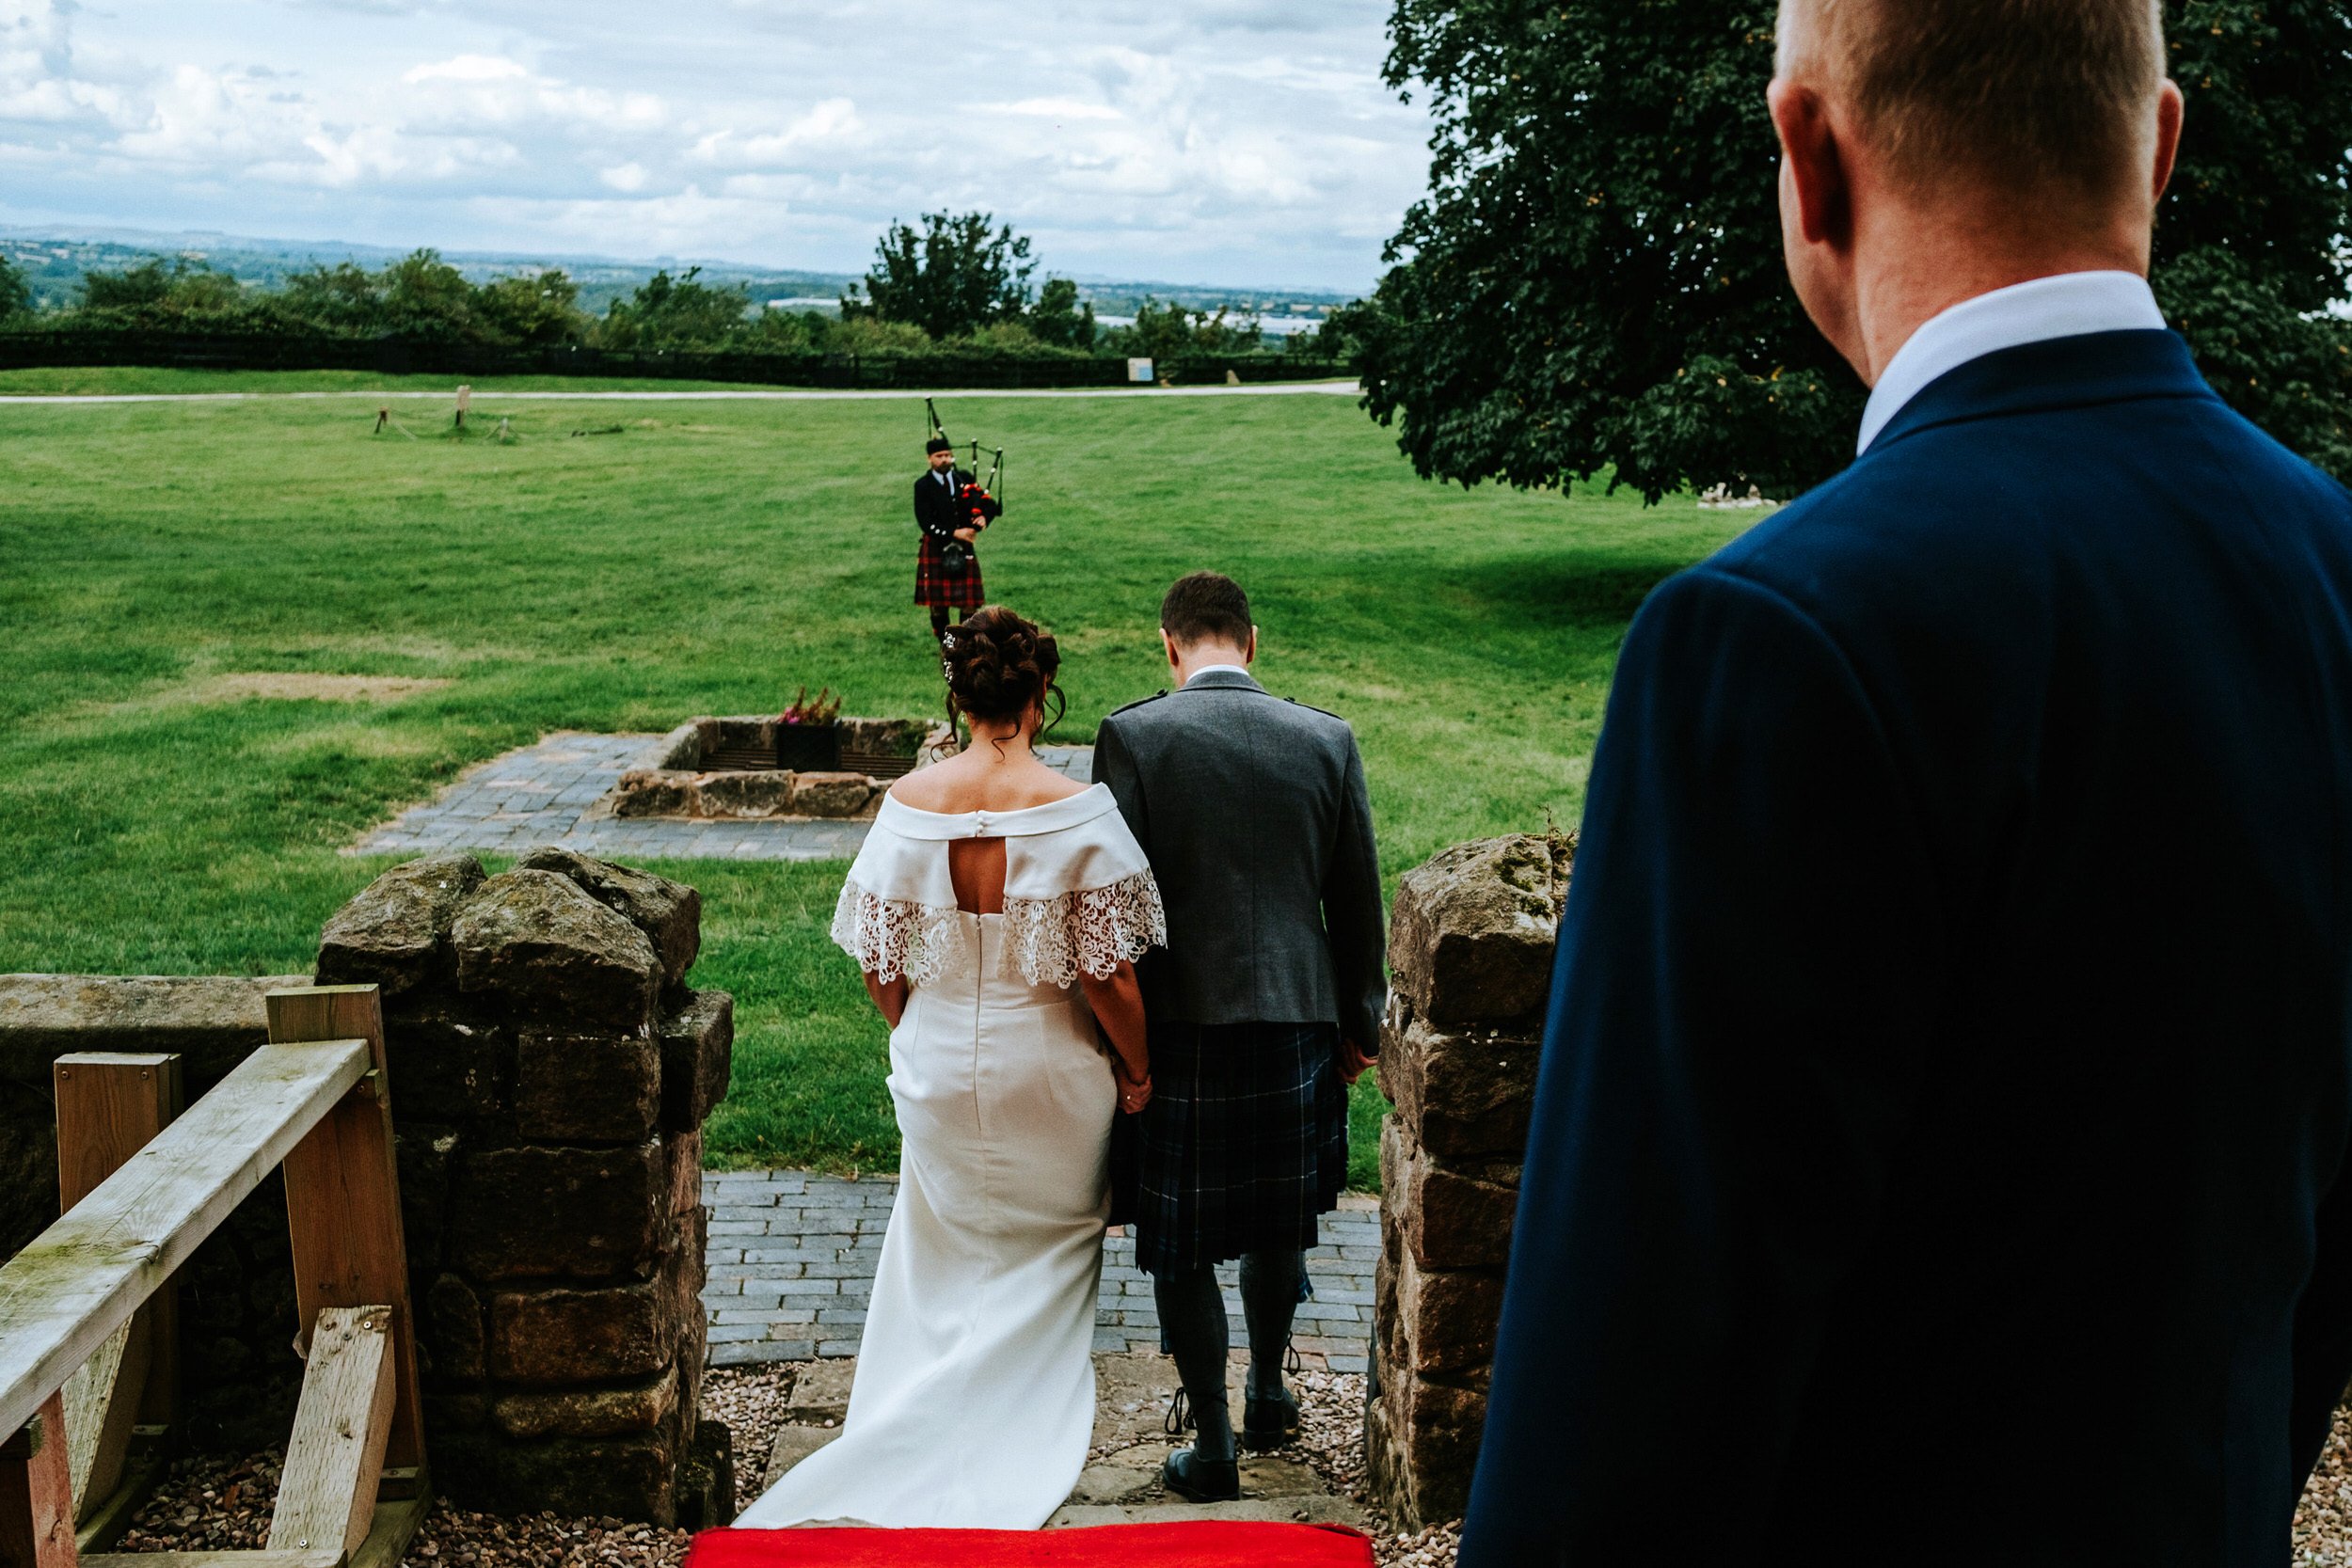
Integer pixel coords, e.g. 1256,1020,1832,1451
778,685,845,727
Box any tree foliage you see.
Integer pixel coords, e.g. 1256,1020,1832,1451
595,266,752,350
83,258,246,314
275,251,580,344
1357,0,2352,500
1029,277,1098,349
0,224,1307,371
847,211,1038,339
2153,0,2352,479
1103,299,1265,359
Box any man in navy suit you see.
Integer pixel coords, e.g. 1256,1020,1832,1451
1460,1,2352,1562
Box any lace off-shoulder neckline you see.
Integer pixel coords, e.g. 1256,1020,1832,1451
875,783,1118,840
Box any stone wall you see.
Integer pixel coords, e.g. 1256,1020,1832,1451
314,847,735,1527
1365,832,1570,1528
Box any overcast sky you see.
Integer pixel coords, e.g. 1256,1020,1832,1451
0,0,1433,291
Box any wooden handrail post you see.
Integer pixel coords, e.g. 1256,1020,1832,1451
52,1053,180,1529
265,987,426,1481
0,1393,78,1568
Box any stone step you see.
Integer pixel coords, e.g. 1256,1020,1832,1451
758,1349,1363,1528
1046,1495,1368,1529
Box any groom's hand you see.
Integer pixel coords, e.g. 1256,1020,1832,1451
1339,1037,1375,1085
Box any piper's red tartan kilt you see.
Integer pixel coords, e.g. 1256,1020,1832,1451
914,534,987,609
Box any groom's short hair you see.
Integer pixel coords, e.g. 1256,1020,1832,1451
1776,0,2165,201
1161,572,1253,649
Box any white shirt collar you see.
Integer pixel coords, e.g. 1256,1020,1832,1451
1184,664,1253,685
1857,270,2166,454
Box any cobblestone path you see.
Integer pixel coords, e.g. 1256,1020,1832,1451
701,1170,1377,1374
349,732,1093,860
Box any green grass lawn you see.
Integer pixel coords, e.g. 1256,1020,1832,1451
0,370,1750,1186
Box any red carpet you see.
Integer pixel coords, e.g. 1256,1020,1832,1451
683,1522,1375,1567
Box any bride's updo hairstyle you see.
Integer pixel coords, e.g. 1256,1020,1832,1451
940,605,1065,740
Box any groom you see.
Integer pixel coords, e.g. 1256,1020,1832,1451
1095,571,1386,1502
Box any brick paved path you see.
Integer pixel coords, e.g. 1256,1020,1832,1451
701,1170,1377,1374
349,732,1093,860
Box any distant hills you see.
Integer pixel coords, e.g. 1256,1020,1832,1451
0,225,1359,325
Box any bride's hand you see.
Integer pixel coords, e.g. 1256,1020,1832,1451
1116,1070,1152,1115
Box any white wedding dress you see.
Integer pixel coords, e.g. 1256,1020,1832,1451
736,784,1166,1530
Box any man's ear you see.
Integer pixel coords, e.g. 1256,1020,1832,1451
1769,78,1850,248
1245,626,1259,665
2150,79,2184,205
1161,628,1179,670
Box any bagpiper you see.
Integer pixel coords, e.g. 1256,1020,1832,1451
914,435,997,642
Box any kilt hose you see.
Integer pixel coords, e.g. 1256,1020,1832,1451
1133,1020,1350,1278
914,533,987,610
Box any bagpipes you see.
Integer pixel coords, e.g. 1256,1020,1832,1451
928,399,1003,576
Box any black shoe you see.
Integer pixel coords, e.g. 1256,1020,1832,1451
1241,1383,1300,1452
1163,1446,1241,1503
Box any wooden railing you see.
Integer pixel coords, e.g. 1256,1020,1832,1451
0,985,427,1568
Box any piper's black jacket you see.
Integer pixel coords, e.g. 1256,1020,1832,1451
914,467,994,541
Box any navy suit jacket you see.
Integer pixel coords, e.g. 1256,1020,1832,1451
1460,331,2352,1564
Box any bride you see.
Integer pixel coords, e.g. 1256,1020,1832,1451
736,604,1165,1529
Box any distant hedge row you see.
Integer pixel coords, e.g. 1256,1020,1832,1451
0,326,1349,389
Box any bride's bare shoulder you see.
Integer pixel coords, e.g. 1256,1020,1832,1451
886,758,1089,813
885,765,961,812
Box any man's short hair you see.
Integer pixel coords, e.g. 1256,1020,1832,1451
1778,0,2165,199
926,436,953,454
1161,571,1252,649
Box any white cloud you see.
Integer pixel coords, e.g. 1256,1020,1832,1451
402,53,525,84
982,97,1121,122
692,97,861,167
0,0,1431,289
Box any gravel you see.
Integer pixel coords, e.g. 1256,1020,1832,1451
119,1361,2352,1568
112,1449,693,1568
2297,1401,2352,1563
699,1364,796,1514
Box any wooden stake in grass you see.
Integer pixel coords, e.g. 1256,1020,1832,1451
453,386,470,430
373,407,389,434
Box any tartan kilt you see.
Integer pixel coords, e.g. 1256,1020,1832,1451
1132,1020,1350,1277
914,534,987,609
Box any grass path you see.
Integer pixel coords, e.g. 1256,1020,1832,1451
0,370,1750,1181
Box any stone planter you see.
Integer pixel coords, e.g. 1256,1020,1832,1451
773,725,840,773
603,715,944,823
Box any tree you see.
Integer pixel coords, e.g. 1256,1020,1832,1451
474,270,584,346
1358,0,2352,501
82,258,245,315
2152,0,2352,480
595,267,752,350
1104,300,1263,361
1028,277,1096,349
375,249,487,340
278,261,388,334
0,254,33,323
847,212,1036,340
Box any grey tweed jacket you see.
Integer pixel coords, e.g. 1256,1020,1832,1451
1094,669,1386,1051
